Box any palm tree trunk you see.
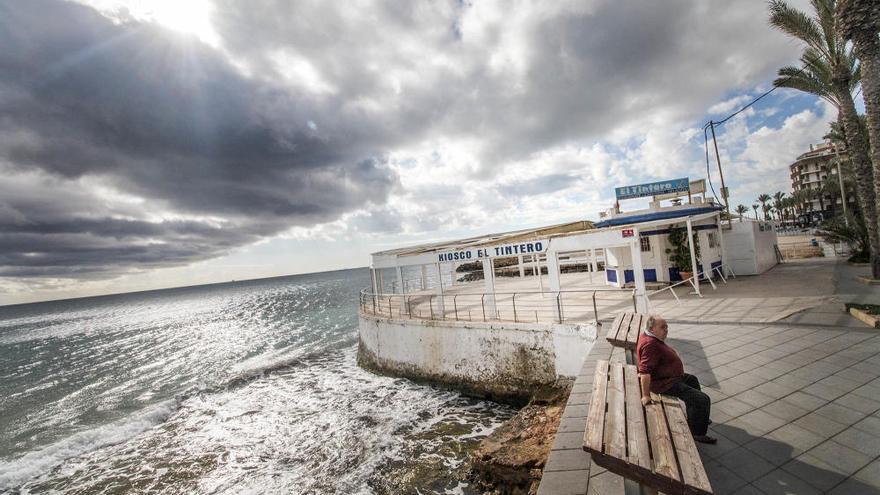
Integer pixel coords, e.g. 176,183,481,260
838,0,880,278
834,80,880,278
853,32,880,278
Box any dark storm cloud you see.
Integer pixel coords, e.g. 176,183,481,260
209,0,797,169
0,0,398,280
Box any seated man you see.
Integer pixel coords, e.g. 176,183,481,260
637,315,716,444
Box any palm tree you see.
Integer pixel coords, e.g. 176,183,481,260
837,0,880,266
773,191,787,221
757,193,772,220
735,204,748,221
752,204,760,220
769,0,879,278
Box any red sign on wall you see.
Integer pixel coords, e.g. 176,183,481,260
622,228,634,238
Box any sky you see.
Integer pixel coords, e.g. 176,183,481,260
0,0,856,305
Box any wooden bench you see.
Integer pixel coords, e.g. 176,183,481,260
605,312,648,364
583,360,712,495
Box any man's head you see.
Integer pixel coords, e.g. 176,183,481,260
647,315,668,340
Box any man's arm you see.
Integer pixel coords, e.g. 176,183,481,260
639,373,652,405
637,341,659,406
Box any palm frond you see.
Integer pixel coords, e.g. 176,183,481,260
769,0,828,57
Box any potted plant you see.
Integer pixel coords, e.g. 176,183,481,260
666,228,700,281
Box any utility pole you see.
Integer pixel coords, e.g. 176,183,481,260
709,121,732,228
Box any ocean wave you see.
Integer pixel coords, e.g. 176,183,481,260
0,400,179,490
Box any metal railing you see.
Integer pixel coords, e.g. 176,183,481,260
359,287,636,324
646,263,736,302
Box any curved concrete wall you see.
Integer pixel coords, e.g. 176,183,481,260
357,315,597,404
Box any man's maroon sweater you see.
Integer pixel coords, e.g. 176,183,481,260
636,332,684,393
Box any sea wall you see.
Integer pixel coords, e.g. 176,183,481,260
357,315,597,404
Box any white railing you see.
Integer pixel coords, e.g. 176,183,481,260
359,287,636,324
646,263,736,302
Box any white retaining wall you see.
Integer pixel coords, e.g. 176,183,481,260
358,315,597,402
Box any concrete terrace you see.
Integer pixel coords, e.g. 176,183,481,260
538,259,880,495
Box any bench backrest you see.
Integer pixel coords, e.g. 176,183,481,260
583,360,712,495
606,312,648,350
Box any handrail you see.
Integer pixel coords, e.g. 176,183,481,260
358,287,636,324
646,263,736,302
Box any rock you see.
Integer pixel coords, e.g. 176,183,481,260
467,383,571,494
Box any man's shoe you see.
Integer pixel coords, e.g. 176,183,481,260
693,435,717,444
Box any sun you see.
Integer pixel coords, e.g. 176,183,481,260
78,0,221,46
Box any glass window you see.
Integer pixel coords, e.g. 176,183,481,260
640,236,651,252
708,232,718,248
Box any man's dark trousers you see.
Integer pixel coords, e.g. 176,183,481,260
663,373,711,435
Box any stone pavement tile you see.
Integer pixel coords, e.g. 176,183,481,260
729,485,763,495
734,390,777,409
770,373,815,390
586,470,621,495
804,440,873,475
703,386,728,403
557,417,587,434
852,382,880,400
764,423,827,454
697,430,739,460
713,397,757,421
801,382,849,401
832,427,880,457
815,375,866,394
729,409,788,436
852,415,880,436
589,460,605,475
833,392,880,415
779,391,828,412
562,403,589,419
854,460,880,486
813,402,868,426
759,399,810,422
793,411,849,438
545,449,591,472
750,381,797,400
704,460,749,495
536,469,589,495
743,435,800,467
567,393,590,406
569,382,592,395
754,468,822,495
553,432,586,450
833,368,879,386
780,454,848,492
827,477,880,495
716,446,777,481
712,365,744,381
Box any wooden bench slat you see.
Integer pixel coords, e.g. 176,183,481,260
617,313,633,345
645,392,680,483
626,313,642,347
584,360,609,451
605,313,624,343
604,363,626,459
623,365,651,470
661,395,713,495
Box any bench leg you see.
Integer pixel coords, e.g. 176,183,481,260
623,479,657,495
625,349,635,365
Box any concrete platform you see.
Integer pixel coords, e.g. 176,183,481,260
538,260,880,494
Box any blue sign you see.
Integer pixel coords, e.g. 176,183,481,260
615,178,690,201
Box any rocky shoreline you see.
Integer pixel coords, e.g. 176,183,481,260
467,382,572,494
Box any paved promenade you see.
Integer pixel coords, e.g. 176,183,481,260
538,260,880,494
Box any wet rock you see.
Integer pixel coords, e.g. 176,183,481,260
467,383,571,495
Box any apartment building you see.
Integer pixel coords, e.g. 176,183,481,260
789,142,857,223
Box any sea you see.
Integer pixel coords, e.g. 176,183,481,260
0,268,515,494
